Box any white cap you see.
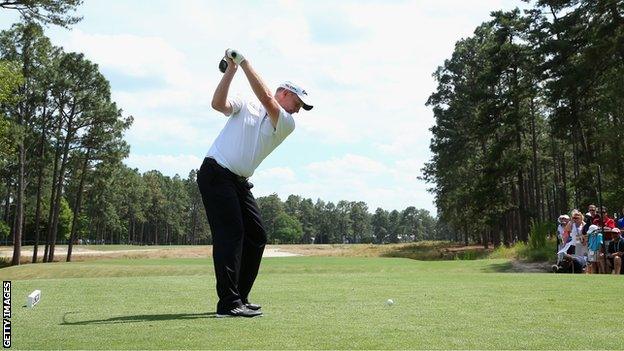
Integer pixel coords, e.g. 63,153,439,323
280,81,313,111
588,224,600,234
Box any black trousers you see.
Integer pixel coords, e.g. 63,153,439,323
197,157,267,312
557,257,585,273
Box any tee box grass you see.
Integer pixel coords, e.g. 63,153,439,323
1,256,622,350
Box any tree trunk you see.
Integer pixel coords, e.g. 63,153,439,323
502,215,508,247
32,111,48,263
567,96,592,170
483,229,489,249
47,118,74,263
517,169,528,242
31,162,44,263
561,152,568,212
44,119,63,262
129,217,133,245
67,149,90,262
493,221,501,247
529,97,542,220
190,203,197,245
572,134,580,208
527,168,535,220
11,142,25,266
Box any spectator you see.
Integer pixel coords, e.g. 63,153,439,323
602,229,624,274
557,214,570,249
617,207,624,229
565,210,586,258
553,244,587,274
586,225,603,274
583,204,599,234
593,206,615,229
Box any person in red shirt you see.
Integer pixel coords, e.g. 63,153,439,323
593,206,615,229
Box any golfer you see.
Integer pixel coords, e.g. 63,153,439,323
197,49,313,317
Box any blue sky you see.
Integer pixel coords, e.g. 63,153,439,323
1,0,527,215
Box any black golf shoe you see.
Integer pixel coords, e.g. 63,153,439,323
244,302,262,311
216,306,263,318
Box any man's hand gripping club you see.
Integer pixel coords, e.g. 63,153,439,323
219,49,246,72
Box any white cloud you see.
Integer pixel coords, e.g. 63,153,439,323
114,90,198,110
57,29,220,150
306,154,386,179
254,167,297,183
373,116,434,158
60,30,193,87
124,111,213,148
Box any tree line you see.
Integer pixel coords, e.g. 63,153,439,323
257,194,438,244
423,0,624,247
0,1,438,266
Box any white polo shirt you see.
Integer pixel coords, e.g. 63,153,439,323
206,96,295,178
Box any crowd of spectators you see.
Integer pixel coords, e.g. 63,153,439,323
553,204,624,274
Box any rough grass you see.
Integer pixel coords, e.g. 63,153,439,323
0,241,557,268
1,256,622,350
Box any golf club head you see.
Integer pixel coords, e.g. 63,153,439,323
219,58,228,73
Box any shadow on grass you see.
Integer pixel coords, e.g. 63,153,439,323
480,261,514,273
61,311,218,325
381,242,490,261
479,260,552,273
0,257,11,269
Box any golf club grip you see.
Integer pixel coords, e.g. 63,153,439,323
219,58,228,73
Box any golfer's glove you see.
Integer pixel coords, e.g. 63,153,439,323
226,49,245,65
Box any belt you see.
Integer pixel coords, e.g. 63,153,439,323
205,158,249,184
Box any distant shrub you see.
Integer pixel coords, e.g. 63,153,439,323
453,250,488,260
518,220,557,262
518,239,557,262
489,243,521,259
379,238,556,262
528,220,553,250
487,239,556,263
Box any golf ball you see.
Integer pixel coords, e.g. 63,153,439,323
386,299,394,306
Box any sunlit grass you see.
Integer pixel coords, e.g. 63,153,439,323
1,256,622,350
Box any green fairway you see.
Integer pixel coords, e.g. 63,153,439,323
0,257,622,350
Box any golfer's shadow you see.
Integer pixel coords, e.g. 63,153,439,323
61,311,218,325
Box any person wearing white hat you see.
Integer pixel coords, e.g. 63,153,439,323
197,48,313,318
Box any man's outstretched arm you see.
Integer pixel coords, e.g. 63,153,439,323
212,54,237,116
227,50,281,127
